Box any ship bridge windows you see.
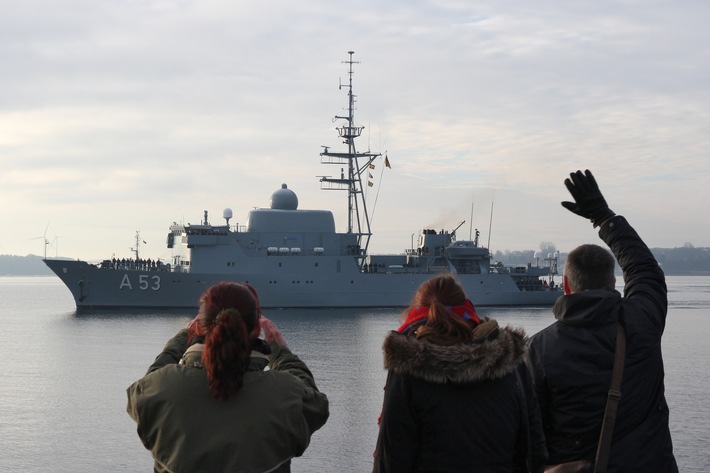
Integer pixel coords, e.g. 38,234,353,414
452,260,482,274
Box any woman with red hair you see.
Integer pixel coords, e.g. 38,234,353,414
373,274,547,472
127,282,329,472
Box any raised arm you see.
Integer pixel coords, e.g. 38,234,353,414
145,328,189,374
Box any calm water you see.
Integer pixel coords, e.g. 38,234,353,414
0,276,708,472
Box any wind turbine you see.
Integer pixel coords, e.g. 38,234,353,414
51,230,66,258
30,224,52,259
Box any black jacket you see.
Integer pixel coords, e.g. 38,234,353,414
528,216,678,472
374,320,547,473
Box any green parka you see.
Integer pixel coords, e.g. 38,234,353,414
126,329,329,473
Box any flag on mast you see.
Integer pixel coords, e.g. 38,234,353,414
385,155,391,169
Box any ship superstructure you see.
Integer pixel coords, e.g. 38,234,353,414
45,52,560,309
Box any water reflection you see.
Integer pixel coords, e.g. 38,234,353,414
72,307,195,320
2,276,708,472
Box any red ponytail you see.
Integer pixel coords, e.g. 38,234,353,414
198,282,259,400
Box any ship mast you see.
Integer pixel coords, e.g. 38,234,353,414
130,230,141,261
319,51,381,256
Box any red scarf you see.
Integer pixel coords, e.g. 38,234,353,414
397,299,480,334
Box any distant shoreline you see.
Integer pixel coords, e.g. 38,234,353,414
2,250,709,277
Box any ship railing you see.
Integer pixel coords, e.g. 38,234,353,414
515,279,560,292
319,177,349,191
337,125,364,139
320,155,350,165
361,262,430,275
97,259,172,272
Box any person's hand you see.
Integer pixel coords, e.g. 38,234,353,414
561,170,615,227
186,314,204,337
260,316,287,347
186,315,199,330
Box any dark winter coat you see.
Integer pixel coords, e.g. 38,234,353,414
126,329,329,473
528,216,678,472
374,319,548,473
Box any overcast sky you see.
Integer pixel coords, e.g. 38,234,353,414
2,0,708,262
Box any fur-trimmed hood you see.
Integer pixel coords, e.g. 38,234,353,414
382,318,528,384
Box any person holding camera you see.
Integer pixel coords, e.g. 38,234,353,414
527,170,678,472
127,282,329,473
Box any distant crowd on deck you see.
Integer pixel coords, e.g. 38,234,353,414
100,257,170,272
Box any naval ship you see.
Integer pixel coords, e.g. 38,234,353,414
45,52,561,310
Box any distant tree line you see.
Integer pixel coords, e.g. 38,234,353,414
493,244,710,276
650,245,710,275
0,255,54,276
1,246,710,276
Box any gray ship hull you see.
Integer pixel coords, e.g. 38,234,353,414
45,258,561,310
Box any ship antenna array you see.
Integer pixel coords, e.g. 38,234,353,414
319,51,381,258
130,230,141,261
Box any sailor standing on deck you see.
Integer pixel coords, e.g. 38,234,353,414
527,170,678,472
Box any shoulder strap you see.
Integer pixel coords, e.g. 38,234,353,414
594,321,626,473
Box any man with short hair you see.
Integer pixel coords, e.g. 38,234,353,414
528,170,678,472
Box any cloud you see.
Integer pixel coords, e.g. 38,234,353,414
1,0,709,259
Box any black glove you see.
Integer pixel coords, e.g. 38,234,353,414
561,170,615,227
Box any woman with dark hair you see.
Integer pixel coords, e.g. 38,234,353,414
127,282,329,473
373,274,547,473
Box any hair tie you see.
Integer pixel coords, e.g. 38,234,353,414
216,308,241,323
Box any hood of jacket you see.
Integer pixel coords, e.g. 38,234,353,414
382,318,527,385
553,288,622,327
